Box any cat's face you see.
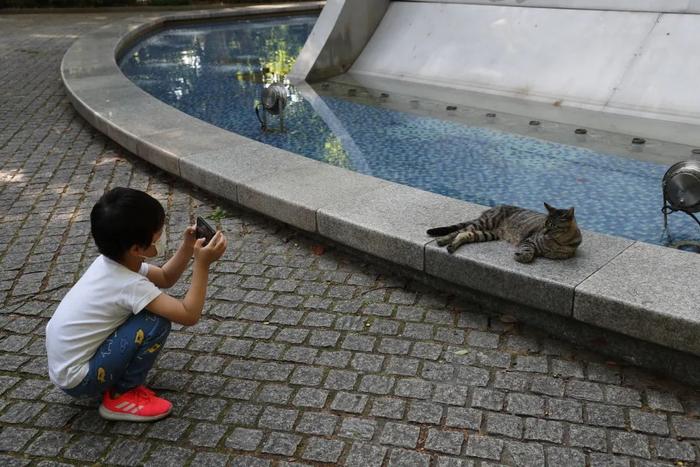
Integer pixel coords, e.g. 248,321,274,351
543,202,576,232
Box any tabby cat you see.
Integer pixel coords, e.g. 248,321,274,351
426,203,582,263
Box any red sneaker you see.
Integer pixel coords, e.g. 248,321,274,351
99,386,172,422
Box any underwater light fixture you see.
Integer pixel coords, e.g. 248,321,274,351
632,137,646,145
486,112,496,118
662,160,700,231
380,92,389,99
574,128,587,135
529,120,541,126
691,149,700,156
347,88,357,96
446,105,457,111
255,83,287,132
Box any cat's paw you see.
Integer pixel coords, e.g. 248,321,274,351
437,237,452,246
446,244,458,254
514,251,534,263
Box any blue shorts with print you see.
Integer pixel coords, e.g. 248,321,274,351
63,310,170,398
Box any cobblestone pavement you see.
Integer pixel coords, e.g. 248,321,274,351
1,11,700,467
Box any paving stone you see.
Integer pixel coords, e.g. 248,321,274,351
380,422,420,448
261,432,301,456
629,409,670,435
502,440,545,466
471,388,505,411
407,400,443,424
498,387,540,414
144,446,194,466
188,422,227,447
225,427,263,451
223,402,263,427
183,397,227,421
330,392,368,414
302,437,345,463
586,402,626,428
339,417,376,440
394,378,432,399
530,375,565,397
25,431,71,457
567,380,604,402
192,452,230,467
465,434,503,460
646,390,684,413
485,412,523,439
436,457,475,467
589,453,632,467
128,404,174,436
387,448,430,467
370,397,406,420
351,354,385,373
292,387,328,408
523,418,564,443
544,446,585,467
345,442,388,467
494,371,531,392
445,407,482,430
296,412,338,435
63,434,112,462
411,342,443,360
0,427,37,452
425,428,464,455
569,424,607,451
258,406,298,430
359,375,395,395
654,437,696,462
387,356,420,376
432,383,469,406
103,439,151,466
546,398,583,422
672,415,700,438
291,366,325,386
610,431,650,458
324,370,359,390
466,330,499,348
605,385,642,407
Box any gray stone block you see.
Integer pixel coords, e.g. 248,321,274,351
240,162,388,232
574,242,700,355
319,183,475,270
426,230,631,316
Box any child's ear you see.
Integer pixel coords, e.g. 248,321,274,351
567,206,575,218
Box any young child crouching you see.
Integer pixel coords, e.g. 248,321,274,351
46,187,227,421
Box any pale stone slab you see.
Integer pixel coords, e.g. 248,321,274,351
179,143,311,202
574,242,700,355
239,163,390,232
426,230,633,315
318,183,485,270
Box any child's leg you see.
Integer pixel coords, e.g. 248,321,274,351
111,311,170,394
64,311,170,399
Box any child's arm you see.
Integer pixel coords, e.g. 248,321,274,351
147,224,197,288
145,231,227,326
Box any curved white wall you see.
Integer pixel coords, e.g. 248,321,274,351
348,1,700,129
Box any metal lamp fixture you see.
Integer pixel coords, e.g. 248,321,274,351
255,83,288,132
662,160,700,230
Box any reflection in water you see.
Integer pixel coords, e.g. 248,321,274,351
119,14,345,164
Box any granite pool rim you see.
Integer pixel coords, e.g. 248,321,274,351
61,3,700,375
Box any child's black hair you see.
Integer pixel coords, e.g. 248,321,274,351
91,187,166,262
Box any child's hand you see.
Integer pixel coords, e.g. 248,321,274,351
193,231,227,266
183,224,197,252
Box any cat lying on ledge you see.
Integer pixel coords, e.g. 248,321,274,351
427,203,582,263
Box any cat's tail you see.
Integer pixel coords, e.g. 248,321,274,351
426,223,470,236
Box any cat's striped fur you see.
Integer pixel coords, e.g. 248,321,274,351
427,203,582,263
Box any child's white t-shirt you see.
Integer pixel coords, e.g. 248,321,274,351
45,255,162,389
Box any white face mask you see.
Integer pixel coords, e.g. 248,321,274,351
141,232,166,259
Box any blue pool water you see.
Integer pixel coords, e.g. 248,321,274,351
119,14,699,246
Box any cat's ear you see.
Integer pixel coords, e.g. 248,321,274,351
566,207,575,218
544,202,555,213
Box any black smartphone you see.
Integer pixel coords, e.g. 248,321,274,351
196,216,216,246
